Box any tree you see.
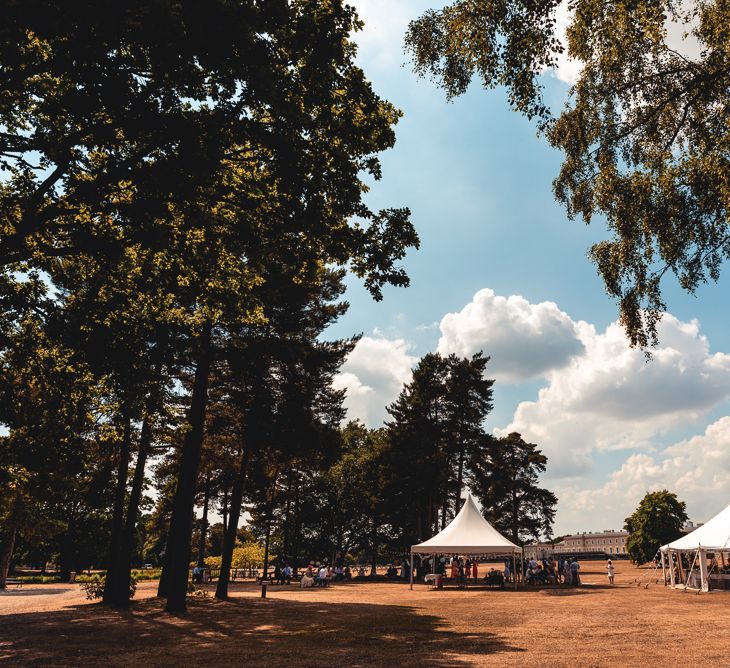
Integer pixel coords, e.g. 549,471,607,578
1,0,419,613
384,352,495,545
624,490,688,564
406,0,730,347
470,432,557,544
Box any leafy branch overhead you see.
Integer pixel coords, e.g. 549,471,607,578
406,0,730,348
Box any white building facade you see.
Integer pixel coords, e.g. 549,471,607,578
524,530,629,560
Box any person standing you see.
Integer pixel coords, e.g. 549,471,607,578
607,559,615,584
570,558,581,585
563,558,571,584
472,559,479,582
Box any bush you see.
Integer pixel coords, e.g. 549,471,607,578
131,568,161,581
231,541,266,569
15,575,62,584
79,574,137,601
204,556,222,569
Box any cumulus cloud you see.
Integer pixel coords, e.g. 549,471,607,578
436,288,584,382
555,417,730,533
499,314,730,477
333,336,417,427
348,0,423,70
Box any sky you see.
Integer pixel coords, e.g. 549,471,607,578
326,0,730,535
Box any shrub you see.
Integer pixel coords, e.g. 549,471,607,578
204,556,222,570
79,574,137,600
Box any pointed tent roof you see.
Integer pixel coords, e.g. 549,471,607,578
660,503,730,552
411,494,521,554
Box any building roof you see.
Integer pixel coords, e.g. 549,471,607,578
411,495,521,555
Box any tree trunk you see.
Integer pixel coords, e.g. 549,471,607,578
290,477,301,577
106,339,167,608
370,522,378,577
196,476,211,568
221,487,229,538
58,517,77,582
107,414,154,607
0,527,17,589
103,414,132,602
215,443,250,600
160,321,212,613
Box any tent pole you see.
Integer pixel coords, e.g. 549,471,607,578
660,550,666,586
409,552,414,591
513,551,517,591
698,547,708,592
683,549,698,590
674,550,684,584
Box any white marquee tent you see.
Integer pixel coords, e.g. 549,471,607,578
660,503,730,592
409,494,522,590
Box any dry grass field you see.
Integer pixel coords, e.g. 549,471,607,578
1,562,727,667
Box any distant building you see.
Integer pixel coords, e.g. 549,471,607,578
523,520,703,560
524,530,629,560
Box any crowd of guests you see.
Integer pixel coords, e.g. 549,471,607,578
298,563,354,587
253,554,617,588
522,556,582,585
419,554,595,586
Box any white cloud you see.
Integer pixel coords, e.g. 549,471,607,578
555,417,730,533
499,314,730,477
436,288,584,382
349,0,425,71
550,0,583,85
333,335,417,427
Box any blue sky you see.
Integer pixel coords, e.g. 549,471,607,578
328,0,730,535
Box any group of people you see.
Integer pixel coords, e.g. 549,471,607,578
522,556,582,586
420,554,618,587
449,557,479,586
272,564,294,585
300,563,353,587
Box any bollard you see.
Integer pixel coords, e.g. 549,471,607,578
260,580,268,598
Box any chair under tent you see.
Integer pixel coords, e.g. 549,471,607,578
409,494,523,590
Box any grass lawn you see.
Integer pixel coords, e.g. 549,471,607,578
1,562,726,667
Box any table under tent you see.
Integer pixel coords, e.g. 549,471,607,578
409,494,522,590
660,503,730,592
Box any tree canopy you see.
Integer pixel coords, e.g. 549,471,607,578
624,490,688,564
406,0,730,348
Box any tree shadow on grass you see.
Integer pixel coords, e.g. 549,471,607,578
2,594,524,667
0,587,77,598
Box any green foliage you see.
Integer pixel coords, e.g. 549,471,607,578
384,352,495,543
406,0,730,348
231,542,266,569
470,433,557,544
15,575,61,584
1,0,419,610
624,490,688,564
79,574,137,601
